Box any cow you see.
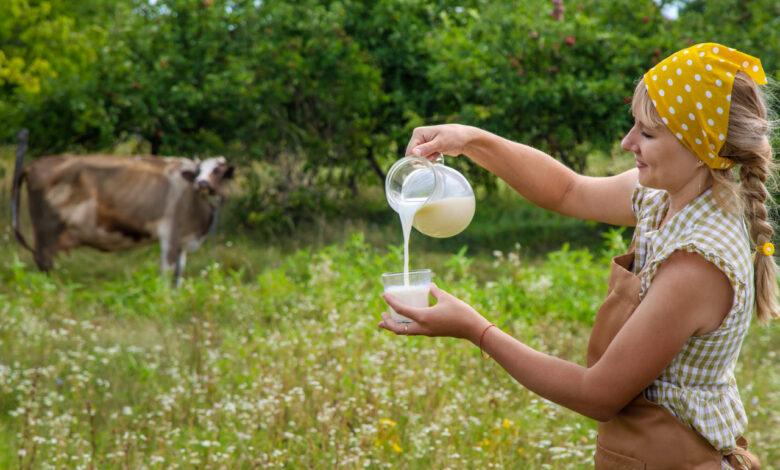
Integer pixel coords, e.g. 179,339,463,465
11,130,235,286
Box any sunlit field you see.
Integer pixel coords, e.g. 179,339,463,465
1,149,778,468
2,229,779,468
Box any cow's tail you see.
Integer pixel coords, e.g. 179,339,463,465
11,129,34,252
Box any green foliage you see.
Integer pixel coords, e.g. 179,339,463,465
1,230,778,468
338,0,485,161
0,0,108,144
672,0,780,71
461,228,627,327
2,0,780,229
425,0,681,176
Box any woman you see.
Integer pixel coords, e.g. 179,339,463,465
379,43,777,469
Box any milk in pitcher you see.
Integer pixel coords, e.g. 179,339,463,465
412,195,475,238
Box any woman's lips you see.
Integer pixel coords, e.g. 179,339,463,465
636,160,648,169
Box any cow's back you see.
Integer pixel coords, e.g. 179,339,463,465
25,155,195,251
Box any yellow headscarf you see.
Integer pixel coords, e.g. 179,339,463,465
643,43,767,169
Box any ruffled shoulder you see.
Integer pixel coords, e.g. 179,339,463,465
637,190,754,328
631,183,667,221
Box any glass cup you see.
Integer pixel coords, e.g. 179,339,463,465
381,269,432,323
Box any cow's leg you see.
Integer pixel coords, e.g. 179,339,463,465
160,238,183,287
33,228,62,272
160,240,173,273
173,251,187,288
27,189,63,272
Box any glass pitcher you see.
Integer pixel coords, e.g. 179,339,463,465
385,155,475,238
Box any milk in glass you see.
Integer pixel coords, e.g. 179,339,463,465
384,283,429,322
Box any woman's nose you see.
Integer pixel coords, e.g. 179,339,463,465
621,129,637,152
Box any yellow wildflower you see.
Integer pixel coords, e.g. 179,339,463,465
392,442,403,453
380,418,397,427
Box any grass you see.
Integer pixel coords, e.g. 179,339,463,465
1,146,778,468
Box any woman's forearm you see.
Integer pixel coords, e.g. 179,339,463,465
474,326,616,421
463,127,580,213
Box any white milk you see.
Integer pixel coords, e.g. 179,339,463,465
397,199,425,285
385,284,430,323
413,196,476,238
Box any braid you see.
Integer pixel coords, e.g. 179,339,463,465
739,163,779,324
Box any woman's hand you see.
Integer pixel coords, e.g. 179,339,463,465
379,283,491,345
405,124,479,162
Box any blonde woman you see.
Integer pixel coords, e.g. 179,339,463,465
380,43,777,469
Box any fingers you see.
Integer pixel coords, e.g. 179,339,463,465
405,127,445,161
411,143,441,161
428,282,446,301
379,313,417,336
408,141,441,161
404,127,431,157
382,292,424,322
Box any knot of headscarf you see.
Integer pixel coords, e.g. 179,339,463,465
643,43,767,170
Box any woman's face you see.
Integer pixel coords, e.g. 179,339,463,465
621,119,704,194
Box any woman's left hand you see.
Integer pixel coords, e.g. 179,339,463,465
379,283,491,345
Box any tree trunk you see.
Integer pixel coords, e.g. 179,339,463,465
366,146,386,184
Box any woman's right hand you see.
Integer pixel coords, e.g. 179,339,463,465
405,124,479,161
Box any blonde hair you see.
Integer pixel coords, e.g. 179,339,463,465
632,73,779,324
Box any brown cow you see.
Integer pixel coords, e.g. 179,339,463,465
11,130,234,286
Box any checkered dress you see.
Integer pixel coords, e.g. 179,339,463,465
631,184,754,458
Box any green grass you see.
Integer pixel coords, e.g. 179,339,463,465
1,146,778,468
1,228,778,468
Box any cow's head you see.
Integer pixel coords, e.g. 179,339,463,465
182,157,235,196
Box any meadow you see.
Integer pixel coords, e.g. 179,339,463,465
1,150,778,469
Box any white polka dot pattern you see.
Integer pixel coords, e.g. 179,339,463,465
643,43,767,170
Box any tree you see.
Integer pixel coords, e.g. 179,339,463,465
423,0,680,176
0,0,108,145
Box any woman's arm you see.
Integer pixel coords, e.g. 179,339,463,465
380,251,733,421
406,124,639,227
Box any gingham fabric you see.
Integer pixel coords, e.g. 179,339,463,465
631,184,754,458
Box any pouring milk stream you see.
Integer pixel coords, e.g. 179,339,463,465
383,155,475,322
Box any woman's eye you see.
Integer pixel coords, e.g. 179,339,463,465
641,131,653,138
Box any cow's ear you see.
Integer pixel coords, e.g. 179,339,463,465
181,169,197,182
224,165,235,179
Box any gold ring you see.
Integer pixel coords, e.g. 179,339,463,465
404,324,409,335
